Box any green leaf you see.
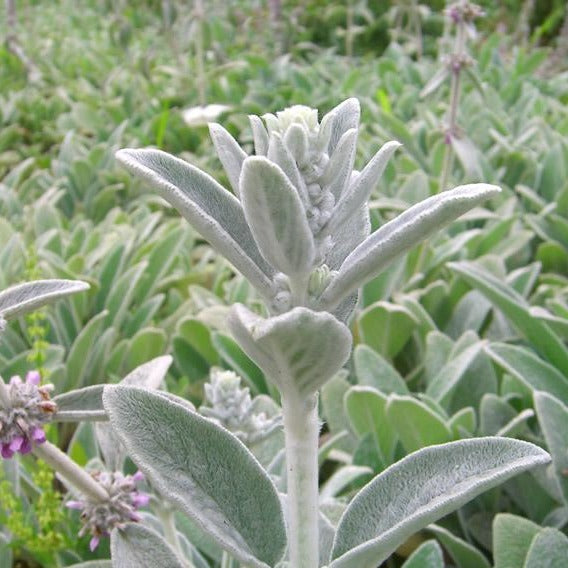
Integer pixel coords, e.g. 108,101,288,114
401,540,444,568
0,279,89,319
428,524,490,568
449,262,568,375
66,562,112,568
353,344,408,394
240,156,315,276
534,391,568,503
330,438,550,568
211,332,267,395
523,528,568,567
322,184,501,310
493,514,541,568
386,395,452,453
448,407,476,438
228,305,351,398
104,386,286,567
486,343,568,404
105,261,148,331
64,310,108,391
176,318,219,366
134,226,183,302
320,465,373,501
126,327,167,371
357,302,417,359
426,341,484,406
345,386,397,466
111,523,185,568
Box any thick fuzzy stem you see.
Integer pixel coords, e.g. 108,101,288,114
281,391,320,568
33,441,108,503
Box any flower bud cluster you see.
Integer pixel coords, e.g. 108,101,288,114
66,470,149,551
263,105,336,257
444,53,474,73
200,368,280,444
0,371,56,459
446,1,484,25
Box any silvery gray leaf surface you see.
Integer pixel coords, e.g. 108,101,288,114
249,114,269,156
319,184,501,310
321,128,358,200
325,98,360,155
0,279,89,319
330,438,550,568
54,356,172,419
328,141,401,234
283,123,309,167
111,523,185,568
325,204,370,271
115,149,274,297
209,123,247,196
267,133,309,206
227,304,352,397
240,156,315,277
103,386,286,568
99,356,173,470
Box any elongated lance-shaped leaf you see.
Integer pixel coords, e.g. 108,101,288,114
324,98,361,155
534,391,568,503
228,304,352,398
328,141,401,234
449,261,568,376
267,133,309,206
111,524,185,568
54,355,173,418
209,123,248,197
319,184,501,311
115,149,274,297
0,279,89,319
321,128,358,200
103,386,286,568
330,437,550,568
240,156,315,277
249,115,269,156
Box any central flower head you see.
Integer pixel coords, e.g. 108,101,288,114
263,105,319,136
66,470,150,551
0,371,56,459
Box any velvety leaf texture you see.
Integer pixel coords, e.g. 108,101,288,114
326,98,360,155
115,149,274,297
228,304,352,397
110,523,185,568
103,386,286,568
330,141,401,233
320,184,501,310
330,437,550,568
240,156,315,276
0,279,89,319
209,123,247,196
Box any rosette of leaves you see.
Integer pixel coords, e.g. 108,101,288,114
104,100,551,568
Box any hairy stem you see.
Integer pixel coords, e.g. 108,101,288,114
33,441,108,503
194,0,206,106
281,391,320,568
440,18,465,192
155,504,195,568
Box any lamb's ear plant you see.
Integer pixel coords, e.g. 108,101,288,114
108,98,550,568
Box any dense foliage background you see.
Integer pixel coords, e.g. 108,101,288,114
1,0,568,566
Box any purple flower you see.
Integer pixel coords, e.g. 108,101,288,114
0,371,56,459
66,470,150,551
